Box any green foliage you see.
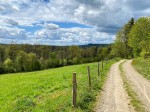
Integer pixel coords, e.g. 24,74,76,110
39,58,48,70
50,52,57,59
15,51,31,72
28,53,41,70
111,42,126,58
113,18,135,58
47,58,60,68
5,44,20,61
4,58,16,73
132,58,150,80
0,44,112,74
47,52,60,68
0,45,5,63
129,17,150,57
113,17,150,58
101,47,108,59
140,52,150,59
69,46,81,60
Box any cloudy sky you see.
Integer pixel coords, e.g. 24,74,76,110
0,0,150,45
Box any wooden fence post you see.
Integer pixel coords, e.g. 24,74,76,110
72,72,77,107
87,66,91,88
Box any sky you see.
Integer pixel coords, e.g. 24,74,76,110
0,0,150,45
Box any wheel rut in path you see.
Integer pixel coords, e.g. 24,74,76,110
123,60,150,112
95,60,134,112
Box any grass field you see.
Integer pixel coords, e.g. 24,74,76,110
132,58,150,80
0,60,116,112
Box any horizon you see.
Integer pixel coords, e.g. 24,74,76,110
0,42,110,47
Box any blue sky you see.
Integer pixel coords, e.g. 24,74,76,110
17,22,92,34
0,0,150,45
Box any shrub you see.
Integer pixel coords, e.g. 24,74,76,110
39,58,47,70
15,51,31,72
140,52,150,59
28,53,41,70
47,59,60,68
4,58,16,73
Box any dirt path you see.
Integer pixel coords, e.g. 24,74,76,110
95,60,134,112
123,60,150,112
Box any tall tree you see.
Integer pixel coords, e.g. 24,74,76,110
15,51,30,72
0,45,5,64
69,46,81,59
28,53,41,70
129,17,150,57
124,18,134,58
113,18,134,58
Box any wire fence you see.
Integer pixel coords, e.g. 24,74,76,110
53,60,111,111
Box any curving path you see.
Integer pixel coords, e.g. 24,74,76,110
95,60,134,112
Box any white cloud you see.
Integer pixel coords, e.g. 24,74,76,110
0,5,5,11
33,27,114,45
11,5,20,11
5,18,19,26
0,0,150,45
45,23,59,30
0,26,28,39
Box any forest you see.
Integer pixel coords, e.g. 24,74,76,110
112,17,150,58
0,44,111,74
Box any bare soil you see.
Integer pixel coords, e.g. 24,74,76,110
95,60,134,112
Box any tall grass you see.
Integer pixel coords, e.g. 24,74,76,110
132,58,150,80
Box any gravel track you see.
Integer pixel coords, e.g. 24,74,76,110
123,60,150,112
95,60,134,112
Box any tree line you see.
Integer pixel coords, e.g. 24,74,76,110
0,44,112,74
112,17,150,58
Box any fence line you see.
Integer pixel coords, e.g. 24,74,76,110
72,60,107,108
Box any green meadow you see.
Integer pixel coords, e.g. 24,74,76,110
0,60,116,112
132,58,150,80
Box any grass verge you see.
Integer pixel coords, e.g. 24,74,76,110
132,58,150,80
0,59,117,112
119,61,145,112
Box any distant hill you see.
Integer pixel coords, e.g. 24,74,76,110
79,43,110,48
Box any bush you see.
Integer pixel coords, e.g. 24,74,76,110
67,59,73,65
28,53,41,70
47,59,60,68
61,59,67,66
72,57,78,64
4,58,16,73
39,58,47,70
15,51,31,72
140,52,150,59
